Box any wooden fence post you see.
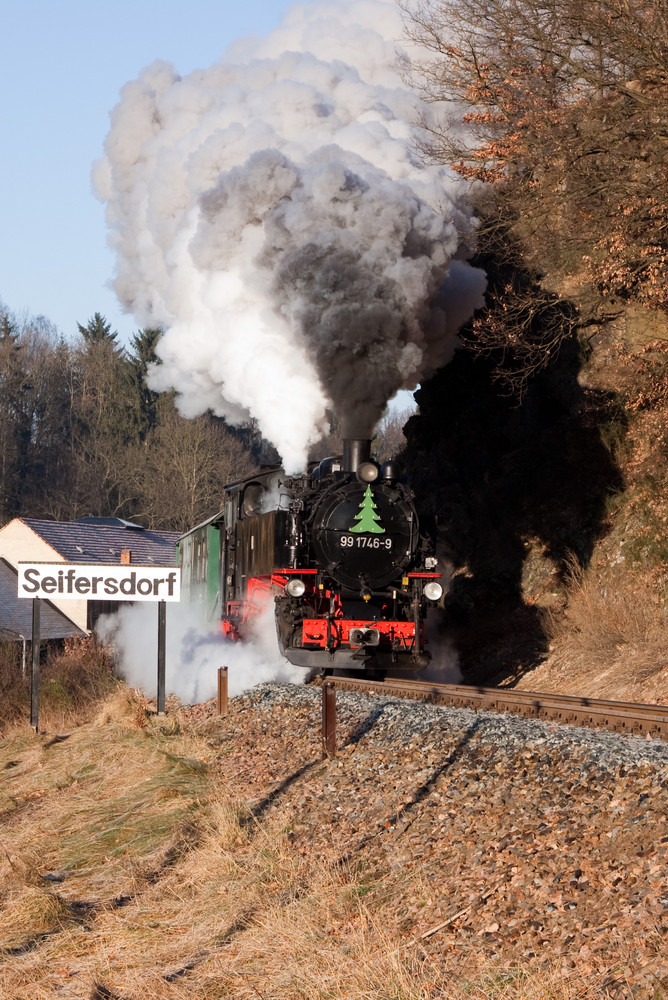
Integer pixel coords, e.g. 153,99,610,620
322,681,336,758
217,666,229,716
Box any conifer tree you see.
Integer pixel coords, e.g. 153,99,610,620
0,314,31,518
77,312,122,351
70,313,140,514
128,327,163,440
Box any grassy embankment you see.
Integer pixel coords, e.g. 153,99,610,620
0,642,625,1000
526,333,668,701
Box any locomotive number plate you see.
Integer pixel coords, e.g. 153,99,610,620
340,535,393,549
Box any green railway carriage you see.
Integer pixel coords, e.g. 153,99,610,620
177,467,290,631
177,510,225,620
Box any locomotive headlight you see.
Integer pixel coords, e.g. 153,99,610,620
357,461,380,483
424,581,443,601
286,578,306,598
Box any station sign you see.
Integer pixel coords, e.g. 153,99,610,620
17,563,181,602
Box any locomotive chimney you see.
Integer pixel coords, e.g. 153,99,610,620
342,438,371,473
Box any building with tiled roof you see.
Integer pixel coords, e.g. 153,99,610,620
0,517,179,633
0,558,86,646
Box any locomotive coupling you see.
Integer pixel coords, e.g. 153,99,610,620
349,627,380,647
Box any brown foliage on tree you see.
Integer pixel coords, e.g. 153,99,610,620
400,0,668,313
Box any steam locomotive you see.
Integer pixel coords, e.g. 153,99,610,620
177,439,443,672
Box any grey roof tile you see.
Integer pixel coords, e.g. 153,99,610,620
21,518,179,566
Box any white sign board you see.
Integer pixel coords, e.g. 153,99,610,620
17,563,181,602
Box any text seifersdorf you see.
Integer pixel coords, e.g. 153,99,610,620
17,564,181,602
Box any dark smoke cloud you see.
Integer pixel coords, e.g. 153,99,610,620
94,0,486,470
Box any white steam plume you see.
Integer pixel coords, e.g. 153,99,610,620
96,596,305,704
94,0,486,471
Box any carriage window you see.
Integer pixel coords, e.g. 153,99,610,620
242,483,264,517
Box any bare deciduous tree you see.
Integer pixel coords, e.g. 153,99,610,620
373,407,417,462
129,410,258,531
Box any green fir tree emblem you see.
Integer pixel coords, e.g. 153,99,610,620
349,485,386,534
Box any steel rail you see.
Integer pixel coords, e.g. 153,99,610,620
329,675,668,740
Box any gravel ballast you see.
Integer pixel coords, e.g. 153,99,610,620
192,681,668,996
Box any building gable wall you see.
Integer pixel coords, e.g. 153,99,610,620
0,520,88,631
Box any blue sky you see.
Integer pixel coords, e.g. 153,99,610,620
0,1,300,345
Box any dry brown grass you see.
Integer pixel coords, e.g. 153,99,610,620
40,636,121,730
545,558,668,697
0,639,30,731
444,968,628,999
0,693,627,1000
0,884,71,950
0,634,120,737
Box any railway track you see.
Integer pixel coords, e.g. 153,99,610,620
327,675,668,741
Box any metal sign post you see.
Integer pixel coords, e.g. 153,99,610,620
30,598,41,732
17,562,181,729
157,600,166,715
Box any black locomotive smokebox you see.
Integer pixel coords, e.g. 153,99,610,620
310,480,417,590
